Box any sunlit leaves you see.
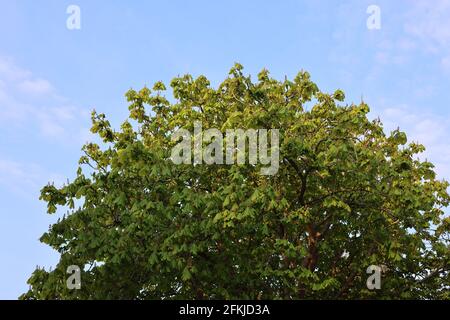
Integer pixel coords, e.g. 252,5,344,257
22,65,450,300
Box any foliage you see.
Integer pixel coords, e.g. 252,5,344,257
21,64,449,299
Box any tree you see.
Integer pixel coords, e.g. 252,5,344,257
21,64,449,299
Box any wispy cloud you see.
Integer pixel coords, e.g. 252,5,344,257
0,56,31,80
0,158,65,196
441,55,450,71
403,0,450,53
403,0,450,75
0,55,90,143
0,55,93,197
379,105,450,181
18,78,54,96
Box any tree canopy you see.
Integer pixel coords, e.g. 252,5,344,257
22,64,449,299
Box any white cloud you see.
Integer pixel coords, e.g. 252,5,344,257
366,0,450,84
441,55,450,70
0,158,65,196
397,38,416,51
403,0,450,51
374,50,408,66
379,105,450,181
400,0,450,74
0,56,93,200
0,55,90,143
0,56,31,81
18,78,54,95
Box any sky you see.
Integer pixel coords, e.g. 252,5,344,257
1,0,450,299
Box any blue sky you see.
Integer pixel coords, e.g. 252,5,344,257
1,0,450,299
